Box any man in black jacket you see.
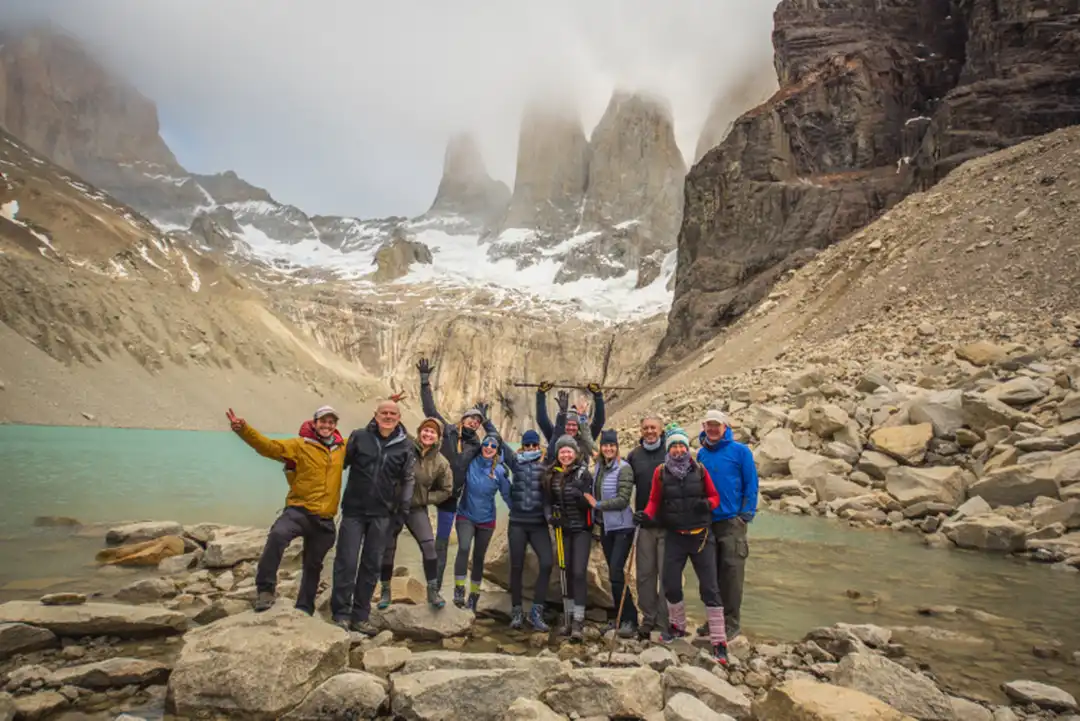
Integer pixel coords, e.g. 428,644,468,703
331,399,415,635
626,414,667,639
416,357,497,590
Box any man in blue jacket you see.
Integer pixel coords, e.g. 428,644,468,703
694,409,757,639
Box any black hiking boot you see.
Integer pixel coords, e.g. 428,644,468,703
510,606,525,630
570,619,585,643
638,621,654,640
350,620,379,637
466,592,480,611
617,621,637,639
528,605,550,632
427,580,445,610
452,585,466,608
253,591,275,612
696,622,709,637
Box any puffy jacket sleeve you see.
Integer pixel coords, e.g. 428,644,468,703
535,390,554,441
427,455,453,507
398,452,417,512
595,462,634,512
590,391,605,440
237,424,302,463
420,380,447,425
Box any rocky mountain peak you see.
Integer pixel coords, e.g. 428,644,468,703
426,132,510,226
192,171,275,206
498,101,590,236
693,60,778,164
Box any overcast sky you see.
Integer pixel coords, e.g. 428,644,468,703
1,1,777,218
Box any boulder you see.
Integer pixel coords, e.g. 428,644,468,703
665,692,736,721
813,475,869,502
1032,499,1080,530
362,646,412,677
12,691,66,720
0,692,13,721
961,392,1032,432
752,678,915,720
39,593,85,606
393,664,563,721
968,465,1060,507
115,578,177,603
663,666,751,719
1001,680,1077,712
400,651,566,675
0,601,186,637
1048,419,1080,446
908,390,965,437
281,671,387,720
542,667,664,719
371,603,473,641
790,451,852,484
833,653,954,720
985,377,1046,406
639,646,679,672
483,524,628,608
942,516,1028,552
869,424,933,465
759,479,806,499
953,496,993,520
45,657,170,689
857,451,899,481
504,697,565,721
948,696,991,721
885,466,969,508
166,607,349,720
0,623,58,660
106,521,184,545
808,404,851,438
96,535,187,567
158,551,201,574
1059,392,1080,422
754,428,797,477
202,527,278,568
956,342,1008,367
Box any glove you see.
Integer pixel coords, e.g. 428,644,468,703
416,358,434,384
587,382,601,394
633,510,651,527
475,402,490,420
556,391,570,413
538,381,554,393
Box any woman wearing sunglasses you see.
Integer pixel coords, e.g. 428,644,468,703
501,429,553,631
452,428,511,610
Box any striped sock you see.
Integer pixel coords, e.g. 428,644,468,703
706,605,727,646
667,601,686,632
573,605,585,621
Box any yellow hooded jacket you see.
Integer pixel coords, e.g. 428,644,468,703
236,423,346,519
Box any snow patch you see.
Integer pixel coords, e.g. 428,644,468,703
136,244,164,270
180,251,201,292
0,199,18,220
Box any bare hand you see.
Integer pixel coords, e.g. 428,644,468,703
584,493,597,508
225,408,245,432
390,391,407,403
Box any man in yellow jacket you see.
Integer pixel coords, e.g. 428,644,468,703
227,405,346,614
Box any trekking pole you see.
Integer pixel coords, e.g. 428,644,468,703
511,381,637,390
607,524,641,663
553,509,569,628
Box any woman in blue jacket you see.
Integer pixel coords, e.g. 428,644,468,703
453,431,511,610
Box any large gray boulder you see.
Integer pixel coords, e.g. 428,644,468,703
106,521,184,545
663,666,751,719
942,516,1028,552
0,601,186,637
0,623,58,660
392,664,562,721
833,652,954,720
281,671,388,720
45,657,170,689
968,465,1060,507
885,466,970,508
166,607,349,719
665,693,737,721
752,678,915,720
371,603,473,641
542,667,665,719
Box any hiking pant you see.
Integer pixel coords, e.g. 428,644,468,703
331,515,391,623
454,518,494,586
602,528,638,626
380,507,438,583
635,525,668,630
557,529,592,609
255,506,336,614
712,518,749,636
508,520,553,607
662,529,721,608
434,509,455,589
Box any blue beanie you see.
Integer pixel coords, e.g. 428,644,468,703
665,426,690,450
599,429,618,446
521,429,541,446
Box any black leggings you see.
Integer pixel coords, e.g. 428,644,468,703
556,528,592,608
454,517,494,585
508,521,554,606
379,508,437,583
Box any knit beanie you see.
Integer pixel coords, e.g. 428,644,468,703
521,429,541,446
417,417,441,437
555,434,579,454
461,407,483,422
665,426,690,450
599,429,618,446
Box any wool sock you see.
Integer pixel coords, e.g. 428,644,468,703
706,605,727,646
667,601,687,632
454,577,466,588
469,581,481,594
573,605,585,621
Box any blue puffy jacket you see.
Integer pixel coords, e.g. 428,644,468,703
457,444,511,525
696,427,759,522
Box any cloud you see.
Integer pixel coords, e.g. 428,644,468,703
0,0,777,218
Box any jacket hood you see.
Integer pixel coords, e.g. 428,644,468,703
416,417,444,454
698,426,734,448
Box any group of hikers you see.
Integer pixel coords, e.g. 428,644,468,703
226,358,759,665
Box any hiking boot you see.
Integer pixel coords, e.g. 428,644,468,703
570,619,584,643
350,620,379,637
637,621,654,640
452,585,466,608
661,625,687,644
426,581,445,610
528,605,550,632
466,592,480,611
509,606,525,630
333,618,351,632
376,583,392,610
712,642,729,666
696,622,709,637
253,591,275,612
617,621,637,639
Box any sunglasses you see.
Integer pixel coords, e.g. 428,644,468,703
481,441,499,449
521,443,540,450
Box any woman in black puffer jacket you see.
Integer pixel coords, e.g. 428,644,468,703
542,432,594,642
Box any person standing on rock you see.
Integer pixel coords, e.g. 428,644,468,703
536,383,605,459
584,429,639,638
627,414,668,638
225,406,344,615
633,425,729,665
416,357,496,590
693,410,757,641
543,433,594,642
331,399,415,635
376,416,454,611
502,428,553,632
452,417,511,610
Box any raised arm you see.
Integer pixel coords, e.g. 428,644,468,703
587,384,606,440
417,358,446,424
227,409,300,463
543,413,568,464
535,383,554,440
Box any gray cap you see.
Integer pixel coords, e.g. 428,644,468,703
461,407,484,421
313,405,339,421
555,434,579,454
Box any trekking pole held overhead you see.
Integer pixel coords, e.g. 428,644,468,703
511,381,636,390
607,524,640,663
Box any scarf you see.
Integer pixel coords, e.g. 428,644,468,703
516,449,542,463
642,437,662,452
664,451,693,479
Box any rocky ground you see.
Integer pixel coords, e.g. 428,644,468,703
2,520,1079,721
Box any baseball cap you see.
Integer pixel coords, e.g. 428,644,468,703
314,406,339,421
702,409,729,425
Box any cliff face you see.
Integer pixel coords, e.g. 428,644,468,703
654,0,1080,369
693,60,778,164
426,133,510,227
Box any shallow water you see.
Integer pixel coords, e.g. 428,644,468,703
1,424,1077,702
